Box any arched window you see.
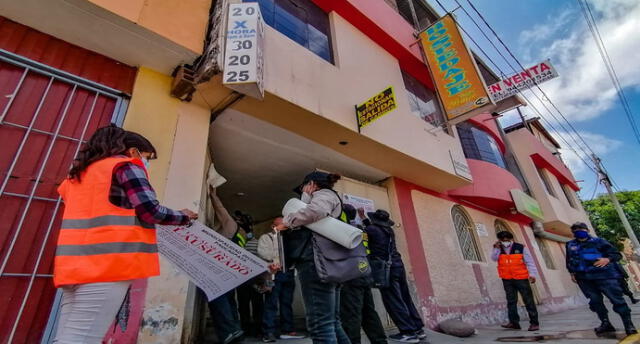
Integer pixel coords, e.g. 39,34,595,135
494,219,512,235
451,205,483,261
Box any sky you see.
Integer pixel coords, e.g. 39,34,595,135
425,0,640,199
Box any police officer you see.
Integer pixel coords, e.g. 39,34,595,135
566,222,637,335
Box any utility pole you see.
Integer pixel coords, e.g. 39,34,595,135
592,154,640,254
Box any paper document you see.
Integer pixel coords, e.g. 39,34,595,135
157,221,268,301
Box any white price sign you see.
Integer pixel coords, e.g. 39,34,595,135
223,3,264,99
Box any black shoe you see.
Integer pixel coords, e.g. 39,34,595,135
389,333,420,343
262,333,277,343
594,321,616,334
623,316,637,335
501,323,522,330
632,298,639,304
415,329,427,340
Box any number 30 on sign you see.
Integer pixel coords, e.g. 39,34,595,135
223,3,265,99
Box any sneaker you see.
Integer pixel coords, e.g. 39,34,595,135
223,330,245,344
415,329,427,340
262,334,277,343
528,324,540,331
389,333,420,343
280,332,306,339
501,323,521,330
632,298,639,304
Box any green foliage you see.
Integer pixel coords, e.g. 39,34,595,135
582,190,640,249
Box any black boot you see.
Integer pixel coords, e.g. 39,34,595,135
594,320,616,334
622,316,638,335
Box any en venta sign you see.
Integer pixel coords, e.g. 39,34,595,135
487,60,559,103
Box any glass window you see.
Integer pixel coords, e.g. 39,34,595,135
245,0,333,63
457,122,507,168
494,220,512,235
562,184,577,208
451,205,483,262
401,70,446,129
537,168,556,197
535,237,556,270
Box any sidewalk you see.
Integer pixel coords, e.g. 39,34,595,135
245,302,640,344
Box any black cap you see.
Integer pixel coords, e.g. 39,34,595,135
570,222,589,231
367,209,394,227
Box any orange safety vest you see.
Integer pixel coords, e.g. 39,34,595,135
497,243,530,280
53,157,160,287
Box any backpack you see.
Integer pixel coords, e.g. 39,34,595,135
311,192,371,283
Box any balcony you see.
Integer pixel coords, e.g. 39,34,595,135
448,159,523,212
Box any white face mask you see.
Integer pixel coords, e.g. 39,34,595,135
501,241,513,248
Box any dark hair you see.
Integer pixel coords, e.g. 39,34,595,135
570,222,588,232
496,231,514,240
68,124,157,181
342,204,357,221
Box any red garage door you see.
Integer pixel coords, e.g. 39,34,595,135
0,17,136,344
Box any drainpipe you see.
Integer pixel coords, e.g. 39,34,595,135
531,221,570,243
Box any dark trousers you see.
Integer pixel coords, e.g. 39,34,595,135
340,281,388,344
577,278,631,322
297,261,351,344
502,279,539,326
209,290,242,342
262,270,296,335
237,282,264,336
380,265,424,334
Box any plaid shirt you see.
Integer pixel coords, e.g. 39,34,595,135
109,161,189,225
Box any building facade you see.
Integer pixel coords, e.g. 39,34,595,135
0,0,596,343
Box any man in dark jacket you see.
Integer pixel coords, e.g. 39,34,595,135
566,222,637,335
340,204,388,344
365,210,425,343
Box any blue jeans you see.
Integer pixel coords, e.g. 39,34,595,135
297,261,351,344
577,278,631,322
263,270,296,335
209,290,242,341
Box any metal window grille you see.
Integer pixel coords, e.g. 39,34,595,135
451,205,482,262
0,48,127,343
535,237,556,270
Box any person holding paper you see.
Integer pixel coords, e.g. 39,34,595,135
258,217,305,342
52,125,198,343
274,171,350,344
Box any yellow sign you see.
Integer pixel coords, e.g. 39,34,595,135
419,14,492,121
356,86,397,128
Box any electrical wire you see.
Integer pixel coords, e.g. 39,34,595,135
578,0,640,147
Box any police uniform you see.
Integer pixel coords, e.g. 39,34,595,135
566,236,635,333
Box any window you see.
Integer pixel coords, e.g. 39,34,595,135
394,0,438,30
245,0,333,63
535,237,556,270
457,122,507,168
401,70,445,128
494,220,512,235
536,168,556,197
451,205,483,261
562,184,577,208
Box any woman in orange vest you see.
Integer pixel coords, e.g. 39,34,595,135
491,231,539,332
53,125,198,343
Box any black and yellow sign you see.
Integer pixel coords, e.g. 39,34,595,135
356,86,397,128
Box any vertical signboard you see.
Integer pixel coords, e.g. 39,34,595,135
419,14,493,122
223,3,265,99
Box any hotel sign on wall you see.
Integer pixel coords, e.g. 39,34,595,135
419,14,493,122
223,3,265,99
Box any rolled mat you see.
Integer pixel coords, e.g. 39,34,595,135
283,198,363,249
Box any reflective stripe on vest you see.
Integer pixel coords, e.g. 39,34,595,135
235,233,247,247
54,156,159,287
61,215,155,230
362,232,371,255
497,243,529,280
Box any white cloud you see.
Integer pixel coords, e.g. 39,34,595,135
549,130,622,174
517,0,640,122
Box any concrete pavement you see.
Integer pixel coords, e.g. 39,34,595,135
245,301,640,344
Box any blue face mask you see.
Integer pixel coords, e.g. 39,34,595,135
141,157,150,170
573,230,589,240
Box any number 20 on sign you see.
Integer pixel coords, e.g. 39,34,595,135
223,3,264,98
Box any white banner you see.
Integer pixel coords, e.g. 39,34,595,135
342,194,376,227
487,60,559,103
157,221,268,301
